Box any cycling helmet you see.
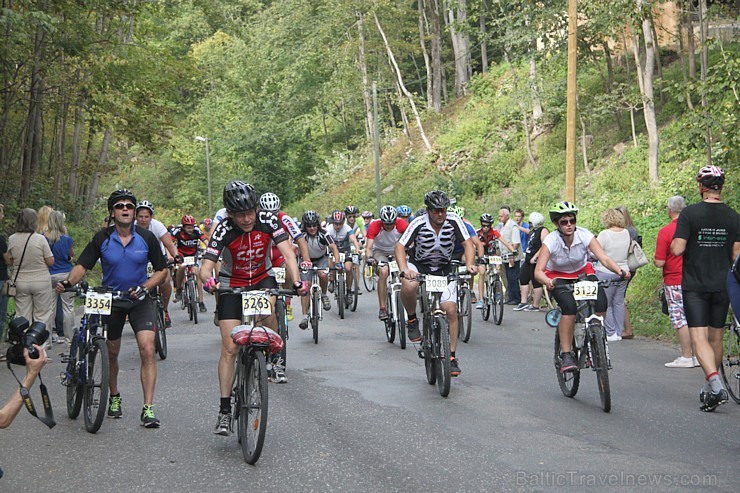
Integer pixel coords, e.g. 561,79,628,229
182,215,196,226
448,205,465,218
424,190,451,209
529,212,545,227
223,180,258,212
302,210,320,227
549,201,579,224
136,200,154,215
259,192,281,212
396,205,412,217
361,210,373,219
379,205,397,224
345,205,360,215
696,165,725,190
107,189,137,211
415,208,426,217
480,213,494,224
331,210,345,223
203,218,212,228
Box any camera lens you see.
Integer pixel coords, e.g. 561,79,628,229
24,322,49,359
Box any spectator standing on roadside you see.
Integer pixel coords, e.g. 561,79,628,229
595,208,631,342
671,165,740,412
36,205,53,235
615,205,639,339
655,196,698,368
45,211,74,344
514,212,548,312
498,208,521,305
514,209,530,263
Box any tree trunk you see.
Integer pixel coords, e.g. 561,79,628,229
504,51,537,168
629,104,638,148
418,0,434,109
634,1,659,184
530,57,543,136
447,1,470,97
579,114,591,183
429,0,443,112
602,41,614,93
677,3,695,110
69,100,84,198
480,0,489,72
356,12,373,143
650,17,665,105
84,128,111,221
686,3,696,79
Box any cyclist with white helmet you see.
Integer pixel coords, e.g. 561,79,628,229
514,212,549,312
361,210,374,234
326,210,363,296
365,205,409,320
344,205,365,239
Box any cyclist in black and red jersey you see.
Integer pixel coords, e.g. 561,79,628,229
475,213,501,308
200,181,304,435
172,215,208,312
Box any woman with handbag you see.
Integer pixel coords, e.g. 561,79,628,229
595,208,632,341
616,205,640,339
3,209,55,349
45,211,74,344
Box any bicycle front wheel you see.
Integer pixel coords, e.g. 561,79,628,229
554,330,580,398
435,315,451,397
396,291,406,350
363,262,375,292
311,292,320,344
720,318,740,403
66,331,83,419
83,337,110,433
155,303,168,360
238,350,268,464
337,276,345,319
590,323,611,412
493,279,504,325
459,287,472,343
423,317,436,385
188,280,198,323
481,280,491,321
385,289,395,343
349,266,359,312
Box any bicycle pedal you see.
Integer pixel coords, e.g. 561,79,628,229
61,355,73,364
417,349,424,359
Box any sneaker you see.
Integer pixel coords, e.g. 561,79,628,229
321,294,331,311
270,366,288,384
165,311,172,328
665,356,696,368
523,305,540,312
513,303,528,311
199,301,207,313
450,357,461,377
559,352,577,373
286,305,294,322
692,356,700,367
378,308,389,320
327,281,335,293
606,334,622,342
407,318,422,343
140,404,160,428
299,317,309,330
107,395,123,418
174,291,182,302
214,412,232,436
700,389,729,412
213,310,219,326
52,334,61,344
475,300,484,309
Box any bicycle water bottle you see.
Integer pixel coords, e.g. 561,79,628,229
574,324,585,348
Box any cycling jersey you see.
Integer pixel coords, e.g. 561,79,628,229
270,211,303,266
477,227,497,254
398,214,470,273
326,223,353,252
366,218,408,255
541,226,596,278
453,220,477,255
171,226,207,257
203,213,288,288
137,217,168,255
302,232,335,261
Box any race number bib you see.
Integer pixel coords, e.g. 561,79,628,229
573,281,598,300
338,253,346,263
85,292,112,315
242,292,272,317
425,275,448,293
351,253,360,264
273,267,286,284
182,256,196,266
146,262,154,278
458,265,468,274
388,260,399,273
489,256,503,266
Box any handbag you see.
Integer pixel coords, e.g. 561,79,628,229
627,238,649,271
659,286,669,316
3,233,32,298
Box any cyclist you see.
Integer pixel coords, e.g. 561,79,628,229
199,181,304,434
326,210,363,297
135,201,179,327
449,205,485,304
365,205,408,320
55,189,168,428
297,210,340,329
395,190,476,377
361,210,374,234
345,205,365,239
172,215,208,313
475,213,500,309
670,165,740,412
396,205,413,223
534,202,629,373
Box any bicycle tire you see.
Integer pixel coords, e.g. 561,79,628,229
459,287,472,343
481,280,491,321
349,266,359,311
275,299,288,366
188,280,198,323
720,318,740,403
84,337,110,433
239,350,268,464
385,288,395,343
589,322,611,412
435,315,451,397
362,262,375,292
396,291,406,349
66,330,84,419
493,279,504,325
423,316,436,385
554,329,580,398
311,291,319,344
337,275,345,319
155,303,168,360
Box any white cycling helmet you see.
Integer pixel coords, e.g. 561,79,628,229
529,212,544,227
379,205,397,224
259,192,281,212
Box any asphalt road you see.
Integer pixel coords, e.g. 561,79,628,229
1,286,738,493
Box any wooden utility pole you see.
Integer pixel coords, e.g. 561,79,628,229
565,0,578,202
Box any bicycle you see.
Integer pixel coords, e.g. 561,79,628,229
379,256,407,349
480,254,505,326
720,310,739,404
332,261,346,320
179,255,200,324
147,262,168,360
60,284,130,433
219,286,294,464
362,258,377,292
546,277,616,412
348,248,362,312
302,266,324,344
404,272,456,397
453,261,473,343
271,266,290,371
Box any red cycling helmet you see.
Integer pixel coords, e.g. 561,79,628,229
182,215,196,226
203,218,213,228
332,210,345,223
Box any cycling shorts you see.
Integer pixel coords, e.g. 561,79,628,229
683,290,729,329
217,276,279,321
407,262,457,305
550,275,606,316
372,252,394,264
105,299,156,341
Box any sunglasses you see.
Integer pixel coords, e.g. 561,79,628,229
113,202,135,210
480,223,491,228
558,218,576,226
430,208,447,214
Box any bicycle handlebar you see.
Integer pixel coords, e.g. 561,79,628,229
216,287,297,298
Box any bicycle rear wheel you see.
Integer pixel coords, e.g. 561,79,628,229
155,303,168,360
349,266,359,312
384,289,395,343
363,262,375,292
481,280,491,321
720,318,740,403
435,316,451,397
66,331,83,419
589,322,611,412
459,287,472,343
554,330,580,398
275,299,288,366
423,317,436,385
238,350,268,464
493,279,504,325
396,291,406,349
83,337,110,433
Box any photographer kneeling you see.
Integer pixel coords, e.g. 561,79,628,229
0,344,48,429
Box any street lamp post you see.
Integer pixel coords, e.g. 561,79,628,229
195,136,213,220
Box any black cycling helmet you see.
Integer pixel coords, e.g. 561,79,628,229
696,165,725,190
223,180,258,212
415,208,426,218
549,201,579,224
344,205,359,215
480,213,493,224
136,200,154,215
302,210,320,227
108,189,137,211
424,190,450,209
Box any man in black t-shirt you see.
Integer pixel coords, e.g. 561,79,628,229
671,165,740,412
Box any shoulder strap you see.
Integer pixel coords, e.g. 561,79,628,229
11,233,33,284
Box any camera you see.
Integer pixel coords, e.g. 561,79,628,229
5,317,49,365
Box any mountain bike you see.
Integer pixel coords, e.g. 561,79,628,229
546,277,617,413
271,266,289,370
348,249,361,312
302,266,324,344
180,256,200,324
480,254,504,325
332,260,346,320
380,256,406,349
147,261,169,360
60,284,130,433
720,310,739,404
453,262,473,343
362,258,377,292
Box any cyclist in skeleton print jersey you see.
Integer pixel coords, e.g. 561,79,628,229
395,190,476,377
